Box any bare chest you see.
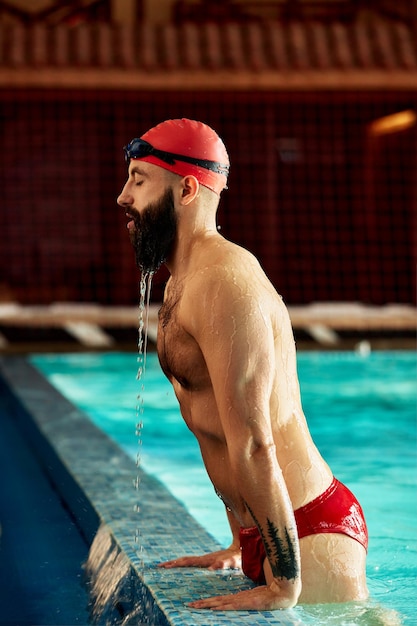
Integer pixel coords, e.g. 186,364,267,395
157,295,209,391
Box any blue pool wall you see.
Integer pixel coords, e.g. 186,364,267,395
0,355,299,626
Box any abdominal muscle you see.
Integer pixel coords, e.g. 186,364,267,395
172,381,248,522
173,379,333,528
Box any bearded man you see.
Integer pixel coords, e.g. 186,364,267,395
117,118,368,611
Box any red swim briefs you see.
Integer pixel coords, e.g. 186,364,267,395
239,477,368,585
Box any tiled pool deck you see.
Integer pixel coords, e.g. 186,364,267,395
0,356,303,625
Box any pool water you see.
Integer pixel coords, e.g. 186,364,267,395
31,351,417,625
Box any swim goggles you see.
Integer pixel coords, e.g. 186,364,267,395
123,138,230,176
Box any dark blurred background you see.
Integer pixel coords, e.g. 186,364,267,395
1,0,416,307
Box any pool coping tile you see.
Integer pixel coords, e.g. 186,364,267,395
0,355,303,625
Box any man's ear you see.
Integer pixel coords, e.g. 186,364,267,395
179,175,200,205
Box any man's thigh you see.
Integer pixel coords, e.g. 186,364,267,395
299,534,368,603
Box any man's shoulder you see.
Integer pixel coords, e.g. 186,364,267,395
197,239,259,275
186,245,271,309
190,253,256,290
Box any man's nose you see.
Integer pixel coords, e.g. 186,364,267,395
117,185,132,207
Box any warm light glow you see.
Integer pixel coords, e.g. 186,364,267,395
369,110,417,136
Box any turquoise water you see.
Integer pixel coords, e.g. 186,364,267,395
31,351,417,625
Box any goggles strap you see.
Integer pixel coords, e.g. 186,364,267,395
124,139,229,176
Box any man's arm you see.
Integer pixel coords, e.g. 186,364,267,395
187,267,302,609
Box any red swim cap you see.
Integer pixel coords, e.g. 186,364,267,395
125,119,229,195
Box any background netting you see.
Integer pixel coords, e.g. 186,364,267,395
1,89,415,306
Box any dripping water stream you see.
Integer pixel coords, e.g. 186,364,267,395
85,270,162,624
133,270,154,567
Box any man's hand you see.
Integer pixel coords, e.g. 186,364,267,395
158,547,241,572
188,580,300,611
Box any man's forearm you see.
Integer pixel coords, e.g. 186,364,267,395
233,444,301,586
244,500,299,581
226,507,241,549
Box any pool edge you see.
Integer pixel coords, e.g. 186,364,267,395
0,355,291,626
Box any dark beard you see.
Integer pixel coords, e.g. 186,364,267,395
130,187,177,273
